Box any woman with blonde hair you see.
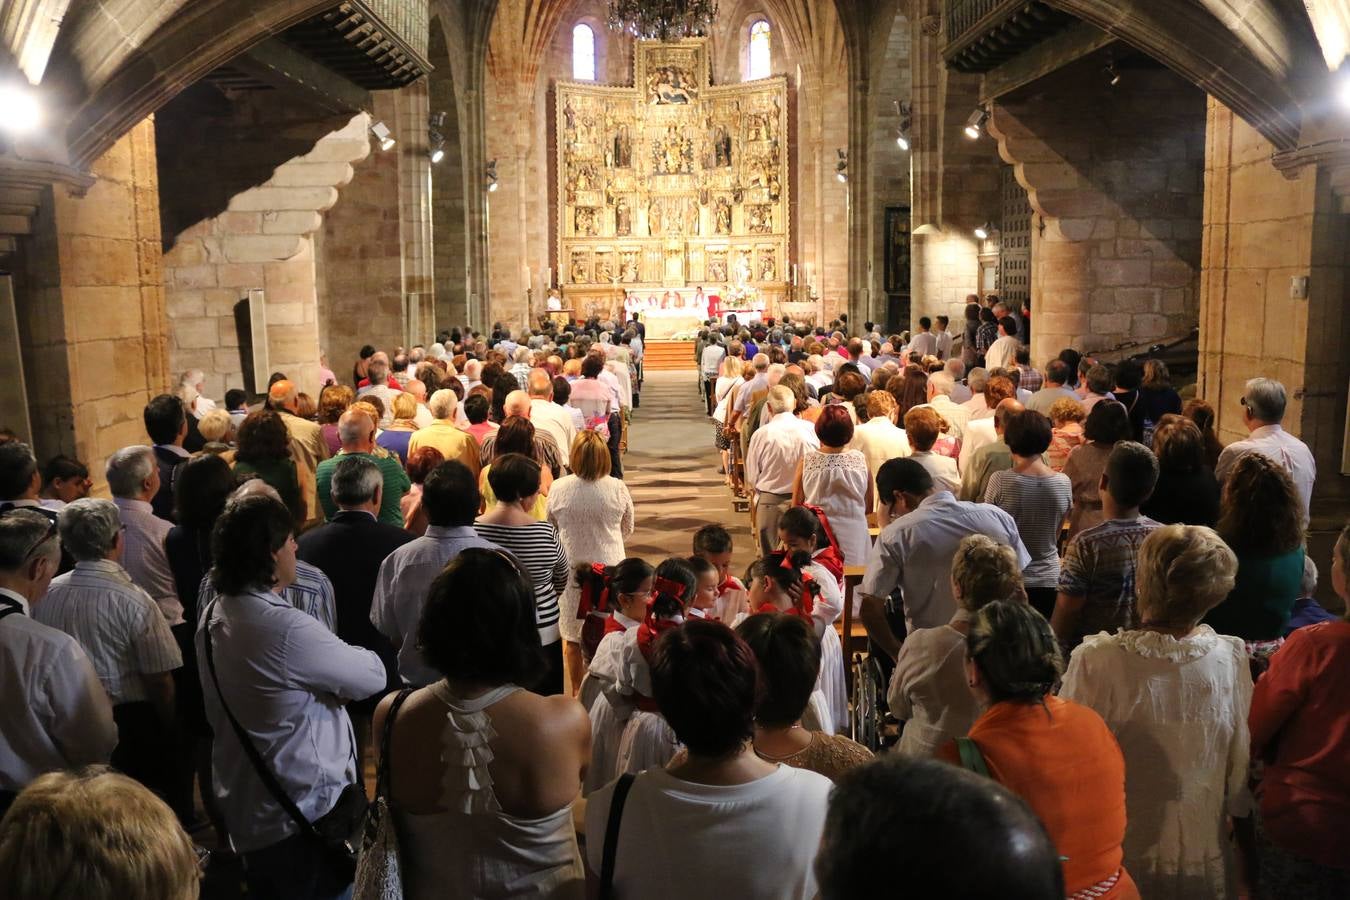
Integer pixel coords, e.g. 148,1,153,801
1062,525,1251,898
1046,397,1085,472
1141,414,1220,526
546,430,635,694
0,767,200,900
889,535,1025,758
711,355,743,482
903,406,959,493
1205,453,1306,640
196,408,235,459
376,391,421,465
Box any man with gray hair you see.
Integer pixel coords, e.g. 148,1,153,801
357,353,404,426
510,346,533,389
478,392,565,478
297,456,414,765
960,367,991,419
316,410,410,526
0,507,117,814
408,389,480,474
106,446,181,626
745,385,821,554
1215,377,1316,516
37,498,182,809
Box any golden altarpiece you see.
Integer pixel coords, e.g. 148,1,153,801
555,39,796,334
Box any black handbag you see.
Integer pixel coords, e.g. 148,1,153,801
203,598,369,880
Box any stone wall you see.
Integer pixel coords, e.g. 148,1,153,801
162,113,371,399
12,118,169,489
989,59,1206,368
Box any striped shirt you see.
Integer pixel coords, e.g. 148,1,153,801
36,560,183,704
983,470,1073,589
112,498,183,626
473,521,569,645
197,560,336,634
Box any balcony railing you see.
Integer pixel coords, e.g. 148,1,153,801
943,0,1076,73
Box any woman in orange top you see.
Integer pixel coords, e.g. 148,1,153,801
939,601,1139,899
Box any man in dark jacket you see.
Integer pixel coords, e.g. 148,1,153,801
143,395,189,522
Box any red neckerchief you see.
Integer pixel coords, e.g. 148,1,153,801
576,562,611,619
717,576,745,597
755,569,816,621
604,614,628,635
634,602,681,713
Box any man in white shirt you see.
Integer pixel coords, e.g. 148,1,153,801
37,498,182,810
851,392,911,509
0,508,117,815
700,334,726,416
983,316,1021,372
1215,377,1317,517
745,386,820,555
356,355,404,426
105,446,182,626
527,369,578,463
860,458,1030,659
934,315,954,360
1027,359,1081,416
908,317,938,359
961,368,990,419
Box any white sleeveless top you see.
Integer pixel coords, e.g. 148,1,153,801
800,450,872,566
395,681,585,899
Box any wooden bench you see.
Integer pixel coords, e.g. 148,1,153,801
836,564,870,695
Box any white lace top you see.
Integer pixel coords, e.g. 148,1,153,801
800,450,871,566
545,474,635,644
394,681,584,899
1060,627,1253,899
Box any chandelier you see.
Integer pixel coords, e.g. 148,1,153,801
607,0,719,41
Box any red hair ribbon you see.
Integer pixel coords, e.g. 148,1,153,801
756,554,816,622
653,574,687,601
575,562,611,620
803,504,845,587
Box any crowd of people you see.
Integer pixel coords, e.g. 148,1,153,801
0,298,1346,900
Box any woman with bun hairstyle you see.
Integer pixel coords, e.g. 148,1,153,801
939,602,1137,899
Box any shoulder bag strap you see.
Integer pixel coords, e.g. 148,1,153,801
376,688,414,800
955,736,990,779
598,772,637,900
202,597,319,839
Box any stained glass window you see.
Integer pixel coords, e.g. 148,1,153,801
748,20,771,80
573,24,596,81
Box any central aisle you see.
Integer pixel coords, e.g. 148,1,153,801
622,370,755,575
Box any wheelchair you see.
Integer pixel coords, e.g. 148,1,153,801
849,594,906,752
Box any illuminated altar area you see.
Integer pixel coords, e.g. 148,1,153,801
554,38,794,332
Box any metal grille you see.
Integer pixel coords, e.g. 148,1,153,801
999,165,1031,309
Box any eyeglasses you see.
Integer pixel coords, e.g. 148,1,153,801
1240,396,1249,409
0,509,58,560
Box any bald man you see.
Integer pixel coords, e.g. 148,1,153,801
477,393,565,478
526,371,577,464
268,379,329,522
959,398,1024,502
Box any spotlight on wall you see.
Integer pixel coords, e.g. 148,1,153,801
974,221,995,240
894,100,912,152
835,148,848,183
963,108,988,140
1105,60,1121,87
486,158,499,192
370,121,396,151
0,81,41,135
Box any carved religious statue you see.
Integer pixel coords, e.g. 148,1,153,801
648,198,664,236
715,197,732,235
615,197,632,236
758,252,776,281
613,123,632,168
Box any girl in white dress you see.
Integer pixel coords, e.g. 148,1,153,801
585,558,698,792
577,558,654,709
1060,524,1252,899
733,551,843,734
793,405,873,566
546,430,635,693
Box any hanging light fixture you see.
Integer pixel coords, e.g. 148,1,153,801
964,108,988,140
894,100,912,152
974,221,995,240
428,111,446,164
607,0,719,40
835,148,848,183
485,159,499,193
370,121,396,151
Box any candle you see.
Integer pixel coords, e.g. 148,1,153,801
524,266,532,291
546,267,553,288
792,264,798,285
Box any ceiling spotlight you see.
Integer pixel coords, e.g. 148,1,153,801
370,121,396,151
486,158,499,192
964,108,988,140
0,81,41,135
429,111,447,130
428,130,446,164
974,221,995,240
894,100,912,152
835,148,848,183
1105,61,1121,87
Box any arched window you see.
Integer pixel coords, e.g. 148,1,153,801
573,24,596,81
748,20,772,80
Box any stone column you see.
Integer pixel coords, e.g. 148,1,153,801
987,64,1206,368
12,117,169,487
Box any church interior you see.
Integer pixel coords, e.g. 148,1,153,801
5,2,1350,894
1,1,1348,538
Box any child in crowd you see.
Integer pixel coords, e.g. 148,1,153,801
1047,397,1086,472
686,555,721,619
577,557,654,709
584,558,698,795
693,523,750,621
